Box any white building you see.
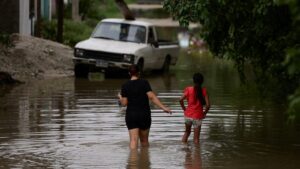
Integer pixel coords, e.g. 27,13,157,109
0,0,52,36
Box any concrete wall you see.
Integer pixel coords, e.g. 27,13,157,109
41,0,52,20
0,0,20,34
19,0,31,35
0,0,31,35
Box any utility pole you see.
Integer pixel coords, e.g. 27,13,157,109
35,0,41,37
72,0,80,21
56,0,64,43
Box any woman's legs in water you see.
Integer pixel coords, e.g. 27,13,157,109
139,128,150,147
128,128,150,149
129,128,139,149
182,123,192,143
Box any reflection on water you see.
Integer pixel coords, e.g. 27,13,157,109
0,51,300,168
127,148,151,169
184,145,202,169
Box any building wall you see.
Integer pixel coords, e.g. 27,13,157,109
41,0,52,20
19,0,31,35
0,0,20,34
0,0,51,36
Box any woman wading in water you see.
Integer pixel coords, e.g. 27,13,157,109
119,65,172,149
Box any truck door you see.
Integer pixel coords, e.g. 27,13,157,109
148,27,161,69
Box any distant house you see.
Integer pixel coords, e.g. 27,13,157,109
0,0,52,36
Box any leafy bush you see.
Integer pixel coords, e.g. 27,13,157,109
0,32,13,48
41,20,57,41
63,20,94,46
41,19,93,47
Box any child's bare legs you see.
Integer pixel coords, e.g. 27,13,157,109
129,128,139,149
193,125,201,144
139,129,150,147
182,123,192,143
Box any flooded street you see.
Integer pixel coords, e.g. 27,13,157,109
0,52,300,169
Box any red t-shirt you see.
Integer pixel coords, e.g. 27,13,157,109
183,86,207,119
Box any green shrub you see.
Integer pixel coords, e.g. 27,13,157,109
41,19,94,47
63,20,94,46
0,33,13,48
41,20,57,41
84,18,100,28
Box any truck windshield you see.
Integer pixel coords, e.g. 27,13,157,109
91,22,146,43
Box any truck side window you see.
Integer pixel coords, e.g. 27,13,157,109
148,28,155,44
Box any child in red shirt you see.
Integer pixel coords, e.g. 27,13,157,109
179,73,210,144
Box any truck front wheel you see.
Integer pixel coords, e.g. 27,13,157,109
74,64,89,78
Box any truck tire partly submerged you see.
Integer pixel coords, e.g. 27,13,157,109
161,56,170,73
137,59,144,74
74,64,89,78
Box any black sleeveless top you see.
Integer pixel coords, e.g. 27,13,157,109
121,79,152,129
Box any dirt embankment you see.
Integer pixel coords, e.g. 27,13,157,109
0,34,74,84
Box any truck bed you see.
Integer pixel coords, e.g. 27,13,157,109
158,39,179,46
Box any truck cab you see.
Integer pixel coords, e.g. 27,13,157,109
73,18,179,77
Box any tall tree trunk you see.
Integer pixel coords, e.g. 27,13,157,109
115,0,135,20
72,0,80,21
56,0,64,43
35,0,41,37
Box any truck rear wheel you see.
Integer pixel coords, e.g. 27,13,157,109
137,59,144,73
74,64,89,78
161,57,170,73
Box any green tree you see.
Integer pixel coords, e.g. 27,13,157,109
278,0,300,120
164,0,299,118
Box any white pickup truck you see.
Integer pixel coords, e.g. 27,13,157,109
73,18,180,77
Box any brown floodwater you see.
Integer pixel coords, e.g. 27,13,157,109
0,51,299,169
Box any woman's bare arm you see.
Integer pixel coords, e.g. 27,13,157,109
147,91,172,114
118,93,128,106
179,95,186,111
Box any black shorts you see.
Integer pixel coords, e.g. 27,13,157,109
126,113,151,130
